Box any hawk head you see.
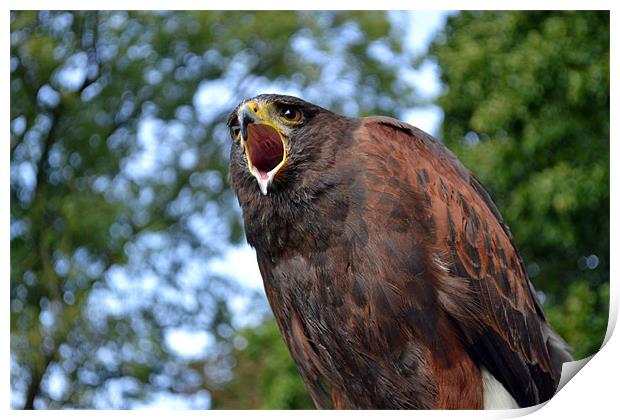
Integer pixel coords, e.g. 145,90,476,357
227,94,350,196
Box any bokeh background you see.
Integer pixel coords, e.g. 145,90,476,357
10,11,609,409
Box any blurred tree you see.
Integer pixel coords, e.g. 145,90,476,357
10,11,417,409
428,11,609,358
210,319,315,409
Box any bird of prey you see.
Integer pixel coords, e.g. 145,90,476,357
227,94,572,409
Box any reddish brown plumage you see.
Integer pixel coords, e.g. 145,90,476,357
228,94,572,409
427,317,483,409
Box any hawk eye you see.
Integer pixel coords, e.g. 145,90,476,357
281,107,302,122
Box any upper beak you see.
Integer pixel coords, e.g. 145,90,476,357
239,104,257,142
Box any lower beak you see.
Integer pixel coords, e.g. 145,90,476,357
245,153,283,195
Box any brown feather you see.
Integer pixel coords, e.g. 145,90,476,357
228,95,572,409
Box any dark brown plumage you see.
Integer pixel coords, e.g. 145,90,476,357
227,94,572,409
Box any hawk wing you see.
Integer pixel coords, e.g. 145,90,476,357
360,117,571,407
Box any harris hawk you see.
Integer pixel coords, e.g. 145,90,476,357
227,94,572,409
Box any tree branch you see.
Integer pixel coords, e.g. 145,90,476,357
23,341,58,409
76,11,102,95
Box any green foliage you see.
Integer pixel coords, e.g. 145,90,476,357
10,11,416,409
546,281,610,357
210,320,314,409
428,11,609,358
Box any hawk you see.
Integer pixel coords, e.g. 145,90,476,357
227,94,572,409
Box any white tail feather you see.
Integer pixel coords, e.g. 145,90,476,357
481,366,520,409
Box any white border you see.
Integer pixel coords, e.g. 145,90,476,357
4,3,617,419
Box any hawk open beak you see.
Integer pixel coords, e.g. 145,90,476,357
238,102,287,195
